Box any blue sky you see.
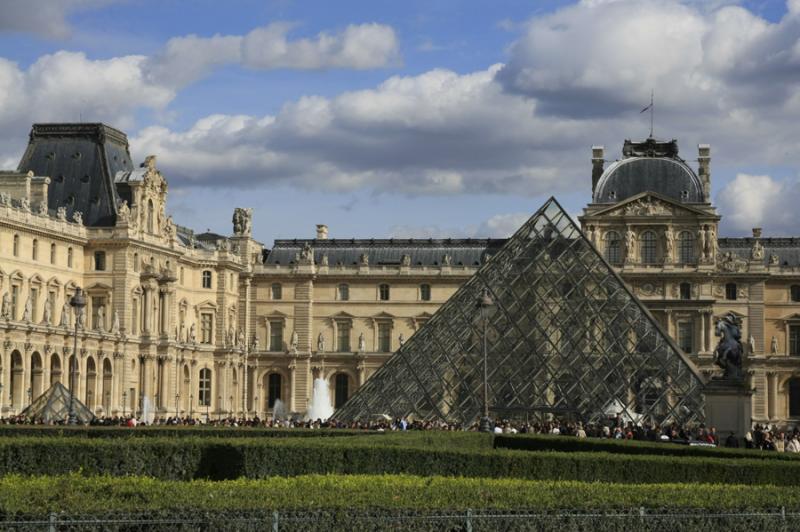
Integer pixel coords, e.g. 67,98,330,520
0,0,798,244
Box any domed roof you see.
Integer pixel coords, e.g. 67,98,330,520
593,139,705,204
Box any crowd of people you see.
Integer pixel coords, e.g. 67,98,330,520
1,411,799,451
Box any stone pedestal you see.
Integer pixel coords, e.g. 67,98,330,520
704,378,752,440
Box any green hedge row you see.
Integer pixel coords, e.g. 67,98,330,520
494,434,800,461
0,436,797,485
2,474,799,514
0,426,370,439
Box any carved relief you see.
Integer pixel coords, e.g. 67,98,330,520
718,252,748,273
610,197,674,216
232,207,253,236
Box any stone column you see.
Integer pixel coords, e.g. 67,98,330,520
707,311,716,353
142,285,151,335
1,347,11,411
699,312,706,355
767,371,778,421
112,352,122,414
357,359,366,387
664,309,673,338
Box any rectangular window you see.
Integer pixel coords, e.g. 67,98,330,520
202,271,212,289
269,320,283,351
199,369,212,406
725,283,737,300
30,288,39,322
337,321,351,352
677,321,693,353
379,284,390,301
378,322,392,352
94,251,106,271
790,325,800,356
420,284,431,301
201,313,213,344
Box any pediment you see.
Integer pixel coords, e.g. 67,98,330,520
373,311,396,319
195,299,217,310
779,313,800,322
331,311,356,319
265,309,289,318
591,192,711,218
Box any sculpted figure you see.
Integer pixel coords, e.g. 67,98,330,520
22,295,32,322
751,240,764,261
698,228,707,260
398,333,406,347
118,200,130,220
401,254,411,267
42,302,51,325
56,207,67,221
317,332,325,352
663,227,674,262
19,197,30,212
713,312,744,380
300,242,314,262
769,253,780,266
96,305,105,332
625,229,636,261
75,307,85,329
290,330,299,352
111,311,120,334
189,323,197,343
358,332,366,352
72,211,83,225
705,227,715,260
37,201,48,216
238,328,245,348
359,253,369,266
771,336,779,355
60,301,71,327
1,292,10,319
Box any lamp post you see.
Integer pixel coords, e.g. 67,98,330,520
217,395,221,421
189,394,193,419
68,288,86,425
175,393,180,420
476,289,495,433
122,390,127,417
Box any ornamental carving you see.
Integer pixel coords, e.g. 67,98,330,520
612,197,674,216
638,283,663,297
232,207,253,236
718,251,748,273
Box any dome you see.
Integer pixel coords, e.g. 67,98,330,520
594,156,705,204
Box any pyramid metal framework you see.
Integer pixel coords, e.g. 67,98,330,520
332,198,706,427
19,382,95,424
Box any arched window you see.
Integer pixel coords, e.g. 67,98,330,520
678,231,694,264
268,373,282,408
50,243,56,264
67,247,73,268
680,282,692,300
379,284,390,301
789,378,800,418
198,368,212,406
12,235,19,257
338,284,349,301
604,231,621,265
640,231,657,264
420,284,431,301
791,285,800,302
725,283,737,300
271,283,282,300
334,373,350,409
147,199,154,233
202,270,212,289
32,239,38,260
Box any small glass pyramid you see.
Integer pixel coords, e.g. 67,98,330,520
19,381,95,424
332,197,705,427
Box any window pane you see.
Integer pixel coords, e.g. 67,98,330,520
420,284,431,301
790,326,800,356
272,283,282,300
338,322,351,352
678,321,693,353
270,321,283,351
338,284,349,301
726,283,737,300
379,284,390,301
640,232,656,264
604,232,621,265
378,322,391,352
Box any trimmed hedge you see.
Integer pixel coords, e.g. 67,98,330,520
0,436,797,485
0,425,370,439
1,474,799,513
494,434,800,461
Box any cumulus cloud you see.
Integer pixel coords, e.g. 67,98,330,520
130,65,585,195
145,23,400,88
0,0,116,39
716,173,800,234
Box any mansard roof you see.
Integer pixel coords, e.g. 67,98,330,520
17,123,133,227
719,237,800,267
594,137,705,205
263,238,508,267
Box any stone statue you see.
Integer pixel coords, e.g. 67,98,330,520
75,307,85,329
232,207,253,236
117,200,130,221
401,254,411,267
42,302,51,325
189,323,197,343
625,229,636,261
300,242,314,262
290,330,299,353
19,197,30,212
320,254,329,266
37,201,48,216
60,301,71,327
751,240,764,261
713,312,744,380
359,253,369,266
398,333,406,347
22,295,32,322
228,325,235,347
111,311,120,334
72,211,83,225
317,332,325,352
663,227,674,262
442,254,452,266
0,192,9,206
1,292,10,319
358,332,366,352
705,227,715,260
56,207,67,221
237,328,245,348
96,305,105,332
163,215,175,241
251,334,258,352
748,335,756,354
771,335,779,355
698,228,707,260
585,225,596,247
769,253,780,266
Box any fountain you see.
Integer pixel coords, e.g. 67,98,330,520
305,378,333,421
272,398,287,422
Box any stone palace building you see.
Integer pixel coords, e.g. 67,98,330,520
0,123,798,426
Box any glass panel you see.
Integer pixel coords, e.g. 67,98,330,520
378,322,391,352
269,321,283,351
332,198,705,427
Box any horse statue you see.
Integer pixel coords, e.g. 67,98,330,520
713,312,744,380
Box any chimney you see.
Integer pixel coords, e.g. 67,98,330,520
316,224,328,240
752,227,762,238
698,144,711,201
591,146,604,195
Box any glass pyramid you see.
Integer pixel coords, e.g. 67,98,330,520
332,198,705,427
19,381,95,424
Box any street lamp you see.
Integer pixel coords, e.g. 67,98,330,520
189,394,193,419
68,288,86,425
476,289,496,433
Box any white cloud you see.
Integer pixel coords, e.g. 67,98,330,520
146,23,400,88
716,173,800,234
0,0,117,39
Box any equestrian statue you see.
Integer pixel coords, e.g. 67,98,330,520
713,312,744,381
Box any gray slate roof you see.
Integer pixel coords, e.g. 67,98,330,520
719,237,800,267
264,238,507,267
17,123,133,226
